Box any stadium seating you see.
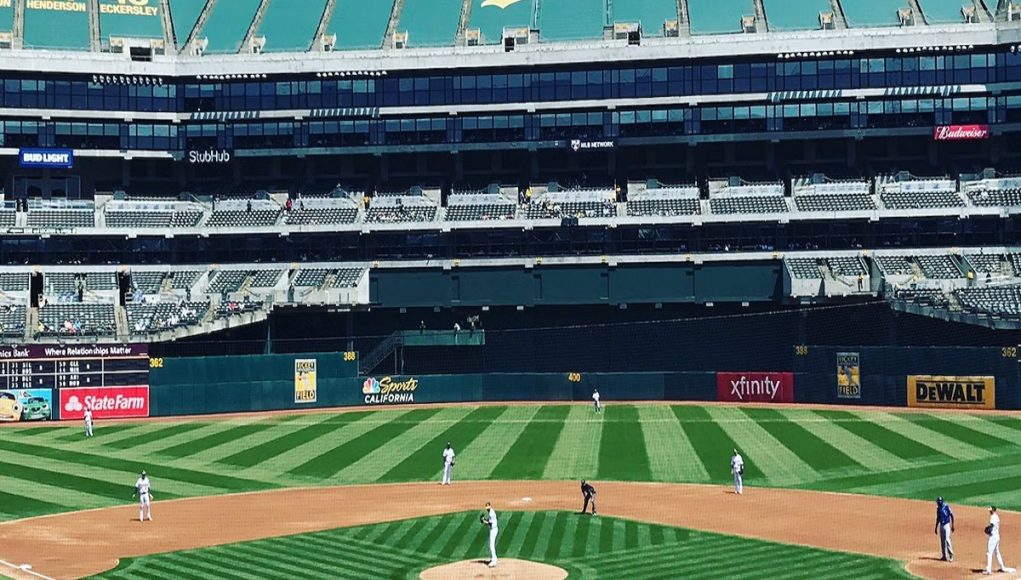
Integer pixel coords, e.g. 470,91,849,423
256,0,328,52
292,268,331,288
207,202,282,228
291,267,363,289
84,272,118,291
198,0,262,54
0,304,25,338
525,200,613,219
964,254,1004,275
967,189,1021,207
956,284,1021,317
894,287,949,308
208,270,251,294
216,298,262,319
44,273,79,296
23,2,90,49
398,0,463,47
915,255,962,279
332,268,365,288
127,301,209,334
537,0,606,40
761,0,831,31
27,208,95,228
282,197,360,225
627,198,701,217
0,273,29,292
709,196,789,214
0,210,15,228
250,270,284,288
828,257,867,277
1010,254,1021,274
106,203,204,228
786,258,821,279
37,303,116,337
445,193,518,222
327,0,394,49
169,270,204,290
130,271,167,295
365,196,439,223
612,0,677,36
876,256,915,276
880,191,965,209
794,194,876,212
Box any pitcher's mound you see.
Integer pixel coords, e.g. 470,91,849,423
420,559,568,579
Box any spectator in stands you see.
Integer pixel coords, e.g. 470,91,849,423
857,274,864,291
454,322,461,336
246,200,252,213
419,320,426,334
285,198,293,212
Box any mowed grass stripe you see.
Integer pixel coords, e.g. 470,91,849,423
897,413,1014,450
241,411,387,475
875,413,990,461
542,405,604,480
0,487,74,519
491,405,570,480
157,422,277,459
56,423,139,442
289,408,442,478
0,437,274,492
812,410,941,461
0,457,169,502
104,423,208,450
790,410,911,472
381,406,509,483
598,405,651,481
740,408,860,473
455,405,541,480
853,463,1021,497
672,406,760,483
334,407,473,483
638,405,710,483
945,414,1021,445
219,412,368,467
809,449,1021,493
707,406,817,485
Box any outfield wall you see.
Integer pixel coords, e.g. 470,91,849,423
137,346,1020,417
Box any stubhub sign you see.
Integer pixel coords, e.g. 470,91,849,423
19,148,74,169
187,149,232,164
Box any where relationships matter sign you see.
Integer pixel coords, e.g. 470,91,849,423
932,125,990,141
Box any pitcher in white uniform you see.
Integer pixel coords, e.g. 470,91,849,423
133,470,153,522
482,502,498,567
731,450,744,494
83,406,93,438
441,442,455,485
592,389,601,414
984,506,1017,574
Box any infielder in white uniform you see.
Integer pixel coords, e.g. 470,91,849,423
984,506,1017,574
592,389,601,414
441,442,455,485
133,470,153,522
83,406,93,438
731,450,744,494
482,502,498,567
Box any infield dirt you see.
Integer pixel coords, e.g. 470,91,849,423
0,481,1016,579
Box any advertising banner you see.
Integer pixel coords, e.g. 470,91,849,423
294,359,317,403
0,389,53,422
59,386,150,420
362,376,420,405
186,149,232,164
837,352,861,399
19,148,74,169
907,375,995,410
933,125,990,141
716,372,794,403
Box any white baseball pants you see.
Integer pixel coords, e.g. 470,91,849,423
940,523,954,560
139,493,152,522
442,463,453,485
488,526,498,565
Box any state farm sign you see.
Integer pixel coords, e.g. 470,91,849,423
717,372,795,403
933,125,989,141
59,386,149,420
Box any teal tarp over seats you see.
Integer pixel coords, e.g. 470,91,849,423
329,0,394,49
916,0,968,23
687,0,755,35
398,0,463,47
23,1,91,50
840,0,910,27
257,0,328,52
169,0,206,44
537,0,606,41
199,0,261,54
469,0,534,45
0,1,13,32
762,0,830,31
612,0,676,36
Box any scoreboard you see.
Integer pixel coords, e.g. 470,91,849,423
0,344,149,390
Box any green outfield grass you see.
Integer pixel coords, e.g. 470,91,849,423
95,511,913,580
2,403,1020,523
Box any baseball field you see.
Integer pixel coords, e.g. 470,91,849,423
0,402,1019,579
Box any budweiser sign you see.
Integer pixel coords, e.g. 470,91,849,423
59,386,150,420
933,125,989,141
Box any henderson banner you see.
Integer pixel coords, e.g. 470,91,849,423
716,372,794,403
908,375,996,410
59,386,150,420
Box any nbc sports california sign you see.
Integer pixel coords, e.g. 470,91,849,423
59,386,150,420
362,376,419,405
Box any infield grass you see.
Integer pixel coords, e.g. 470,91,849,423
1,403,1020,522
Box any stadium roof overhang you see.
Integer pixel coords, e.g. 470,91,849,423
3,22,1021,78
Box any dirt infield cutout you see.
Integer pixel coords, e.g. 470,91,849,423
0,481,1016,580
420,559,568,580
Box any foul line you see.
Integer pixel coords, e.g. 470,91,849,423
0,559,55,580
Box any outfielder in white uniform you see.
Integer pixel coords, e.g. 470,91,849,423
984,506,1017,574
134,471,153,522
592,389,601,414
441,442,455,485
83,406,93,438
731,450,744,495
482,502,498,567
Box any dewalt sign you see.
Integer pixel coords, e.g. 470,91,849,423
908,375,995,410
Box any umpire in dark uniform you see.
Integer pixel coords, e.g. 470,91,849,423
580,480,597,515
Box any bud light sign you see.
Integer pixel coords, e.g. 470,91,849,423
933,125,989,141
19,148,74,169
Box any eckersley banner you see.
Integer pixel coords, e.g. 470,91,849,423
717,372,794,403
933,125,989,141
908,375,995,410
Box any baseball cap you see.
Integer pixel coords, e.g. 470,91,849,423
937,496,944,504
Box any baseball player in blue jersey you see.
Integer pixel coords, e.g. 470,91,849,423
580,480,596,515
934,496,955,562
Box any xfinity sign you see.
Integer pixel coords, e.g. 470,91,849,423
19,148,74,169
187,149,233,164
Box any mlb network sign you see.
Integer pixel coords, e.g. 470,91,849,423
19,148,74,169
59,386,150,420
717,372,795,403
